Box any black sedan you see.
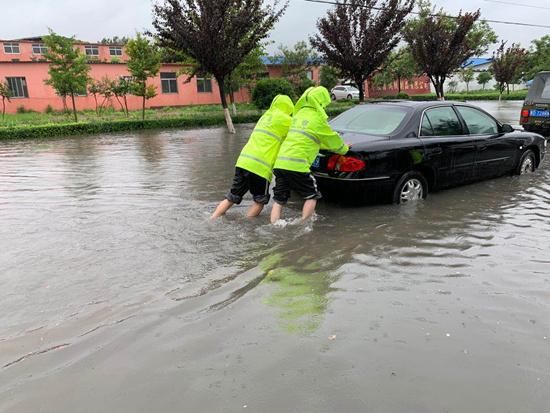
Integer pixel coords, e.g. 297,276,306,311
311,101,547,204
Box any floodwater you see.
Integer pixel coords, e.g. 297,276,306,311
1,101,549,412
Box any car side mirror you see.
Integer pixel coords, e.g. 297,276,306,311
501,124,514,133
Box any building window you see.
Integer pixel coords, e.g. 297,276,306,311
4,42,20,54
306,70,313,81
109,46,122,56
197,78,212,93
6,77,29,98
32,43,48,54
85,45,99,56
161,72,178,94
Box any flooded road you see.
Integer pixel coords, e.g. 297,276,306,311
1,101,549,412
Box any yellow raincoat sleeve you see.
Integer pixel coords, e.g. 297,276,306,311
316,118,349,155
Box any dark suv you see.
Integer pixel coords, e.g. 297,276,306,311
520,71,550,136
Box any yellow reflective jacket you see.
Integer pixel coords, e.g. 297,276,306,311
274,86,348,173
236,95,294,181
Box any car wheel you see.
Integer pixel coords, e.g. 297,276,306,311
515,149,536,175
331,94,336,101
392,171,428,204
347,94,353,100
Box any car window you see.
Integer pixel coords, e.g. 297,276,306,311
335,87,344,91
331,105,410,135
420,115,434,136
456,106,499,135
542,78,550,99
424,107,463,136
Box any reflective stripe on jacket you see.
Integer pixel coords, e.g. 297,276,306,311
236,95,294,181
274,87,349,173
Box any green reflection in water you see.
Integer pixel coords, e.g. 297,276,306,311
259,253,334,334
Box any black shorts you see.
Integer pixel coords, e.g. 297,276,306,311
226,167,270,205
272,168,322,205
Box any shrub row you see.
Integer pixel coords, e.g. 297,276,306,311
0,107,353,140
391,91,529,101
0,113,259,140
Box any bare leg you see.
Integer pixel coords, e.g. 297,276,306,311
302,199,317,221
211,199,234,219
246,202,264,218
270,202,283,224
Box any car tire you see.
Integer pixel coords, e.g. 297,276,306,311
515,149,536,175
331,94,336,101
347,94,353,100
392,171,428,204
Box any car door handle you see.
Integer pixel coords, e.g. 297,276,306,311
478,145,488,151
430,148,443,155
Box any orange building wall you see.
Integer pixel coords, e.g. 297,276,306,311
368,75,431,97
0,62,250,114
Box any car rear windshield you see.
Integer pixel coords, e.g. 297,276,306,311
330,105,410,135
527,73,550,102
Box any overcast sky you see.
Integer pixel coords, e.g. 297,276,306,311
1,0,548,54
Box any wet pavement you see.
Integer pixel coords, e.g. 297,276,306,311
1,101,549,412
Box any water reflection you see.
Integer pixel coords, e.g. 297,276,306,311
259,252,333,334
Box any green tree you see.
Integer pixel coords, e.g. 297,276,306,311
477,70,492,90
524,35,550,80
311,0,414,102
447,80,458,93
99,36,130,45
320,65,340,91
404,0,497,99
458,67,475,93
126,34,161,120
275,41,319,95
252,78,295,109
227,45,268,115
43,30,91,122
0,81,12,122
373,47,418,93
112,77,132,117
87,79,102,115
153,0,288,134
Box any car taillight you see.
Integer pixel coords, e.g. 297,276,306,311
327,155,366,172
520,109,530,124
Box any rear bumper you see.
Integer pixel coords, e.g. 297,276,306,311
523,123,550,137
312,173,395,203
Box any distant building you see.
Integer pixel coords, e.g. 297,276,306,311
429,57,527,94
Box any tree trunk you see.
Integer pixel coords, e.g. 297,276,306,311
397,75,401,94
217,76,235,134
1,97,5,121
229,91,237,116
355,78,365,102
142,95,146,121
466,82,469,93
70,92,78,122
114,95,125,114
93,94,99,116
506,83,510,95
124,96,129,117
62,96,68,113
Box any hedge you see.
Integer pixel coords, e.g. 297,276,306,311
399,91,528,101
0,106,353,140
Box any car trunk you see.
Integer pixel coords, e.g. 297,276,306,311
311,131,388,174
522,73,550,131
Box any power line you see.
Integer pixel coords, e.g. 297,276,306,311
303,0,550,29
483,0,550,11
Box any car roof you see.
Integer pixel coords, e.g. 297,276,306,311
365,100,474,110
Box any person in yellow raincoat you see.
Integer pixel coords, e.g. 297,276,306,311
270,86,349,223
211,95,294,219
